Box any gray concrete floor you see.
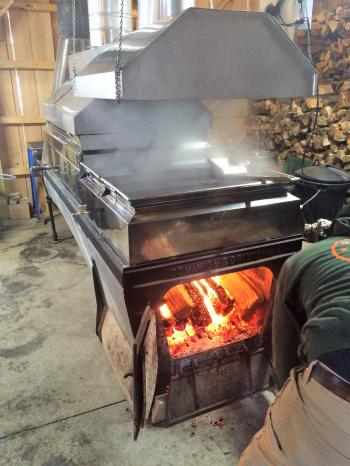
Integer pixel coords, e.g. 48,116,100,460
0,216,273,466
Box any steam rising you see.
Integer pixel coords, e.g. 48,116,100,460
83,99,281,199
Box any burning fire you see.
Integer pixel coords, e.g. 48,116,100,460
159,268,273,357
159,303,172,320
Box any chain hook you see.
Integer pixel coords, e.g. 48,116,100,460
115,0,124,103
72,0,77,93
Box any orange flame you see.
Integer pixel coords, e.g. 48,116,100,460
159,268,273,357
168,327,187,345
192,280,222,326
185,323,195,337
159,303,172,320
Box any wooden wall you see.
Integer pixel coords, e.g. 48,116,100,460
196,0,260,11
313,0,348,14
0,1,57,219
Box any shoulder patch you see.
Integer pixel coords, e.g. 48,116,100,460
331,239,350,263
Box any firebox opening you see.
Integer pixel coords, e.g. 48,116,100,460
158,267,274,358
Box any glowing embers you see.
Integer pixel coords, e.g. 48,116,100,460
159,267,273,357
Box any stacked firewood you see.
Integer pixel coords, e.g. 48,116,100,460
249,2,350,171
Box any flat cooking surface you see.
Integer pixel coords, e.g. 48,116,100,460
81,151,294,208
102,173,283,202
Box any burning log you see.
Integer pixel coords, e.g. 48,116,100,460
207,278,234,316
184,283,212,327
240,268,273,302
164,283,213,327
164,284,193,322
237,270,272,324
190,306,212,327
217,273,263,318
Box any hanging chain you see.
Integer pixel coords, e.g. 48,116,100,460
72,0,77,92
115,0,124,103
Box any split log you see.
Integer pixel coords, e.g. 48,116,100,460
340,121,350,132
292,141,305,154
206,278,233,316
217,272,266,321
323,135,331,147
315,10,327,23
318,84,334,95
317,116,329,126
298,113,311,127
164,284,193,321
333,130,346,142
321,105,334,120
336,150,350,163
328,19,340,34
340,80,350,91
313,135,324,150
305,97,319,110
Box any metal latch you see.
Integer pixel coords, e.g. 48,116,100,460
72,204,90,217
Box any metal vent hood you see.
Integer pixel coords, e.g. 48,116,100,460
73,8,316,101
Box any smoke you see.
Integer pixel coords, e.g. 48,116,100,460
82,98,281,199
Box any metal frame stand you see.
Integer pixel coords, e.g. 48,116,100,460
46,193,60,243
40,170,61,243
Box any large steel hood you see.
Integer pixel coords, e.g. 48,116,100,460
74,8,316,101
43,84,210,149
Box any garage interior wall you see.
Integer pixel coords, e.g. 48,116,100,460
0,0,58,219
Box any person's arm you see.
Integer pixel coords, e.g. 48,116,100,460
272,262,304,388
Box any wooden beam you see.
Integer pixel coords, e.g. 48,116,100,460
0,0,14,18
3,166,29,176
0,60,55,70
0,156,9,219
11,1,57,13
218,0,232,9
0,115,45,124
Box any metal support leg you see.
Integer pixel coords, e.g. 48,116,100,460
40,170,60,243
46,194,59,243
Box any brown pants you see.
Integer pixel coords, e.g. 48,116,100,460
239,363,350,466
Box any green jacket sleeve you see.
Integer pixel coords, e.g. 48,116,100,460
272,260,305,388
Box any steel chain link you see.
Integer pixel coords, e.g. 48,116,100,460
72,0,77,93
115,0,124,102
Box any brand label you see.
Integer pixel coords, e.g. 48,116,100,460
165,247,278,279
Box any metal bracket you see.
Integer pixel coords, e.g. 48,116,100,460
133,305,153,440
243,342,253,392
92,261,108,341
40,168,61,243
190,360,200,411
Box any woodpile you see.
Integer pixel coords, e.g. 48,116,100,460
249,2,350,171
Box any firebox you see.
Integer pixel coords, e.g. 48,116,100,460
159,267,273,358
150,265,274,425
114,235,301,435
